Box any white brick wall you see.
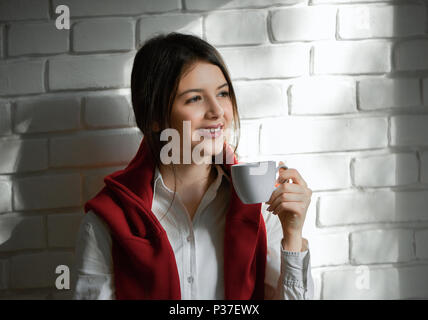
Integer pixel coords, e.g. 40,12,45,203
290,77,356,114
138,14,203,44
396,40,428,71
14,96,81,133
271,7,336,42
73,19,134,53
0,60,45,95
358,78,421,110
350,228,414,264
353,153,418,187
0,0,427,300
8,22,69,56
314,41,391,74
338,5,426,39
49,53,133,91
206,10,267,46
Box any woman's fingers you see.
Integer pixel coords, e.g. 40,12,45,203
277,167,308,187
266,182,307,204
266,192,306,212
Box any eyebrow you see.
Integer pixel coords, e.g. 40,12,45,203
177,82,229,98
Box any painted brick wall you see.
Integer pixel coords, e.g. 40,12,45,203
0,0,427,299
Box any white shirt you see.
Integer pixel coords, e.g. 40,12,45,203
73,164,314,300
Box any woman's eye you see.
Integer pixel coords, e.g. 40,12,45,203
218,91,229,97
186,96,201,104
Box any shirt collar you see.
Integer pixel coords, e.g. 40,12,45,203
153,164,229,197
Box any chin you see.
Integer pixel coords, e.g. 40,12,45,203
192,137,225,163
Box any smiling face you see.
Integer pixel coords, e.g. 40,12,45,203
170,60,234,162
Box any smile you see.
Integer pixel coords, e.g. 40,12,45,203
196,125,224,139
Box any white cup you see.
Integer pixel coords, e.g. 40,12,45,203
231,161,288,204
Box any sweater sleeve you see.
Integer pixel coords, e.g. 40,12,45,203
262,203,314,300
72,210,116,300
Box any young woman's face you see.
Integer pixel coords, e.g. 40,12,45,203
170,61,234,162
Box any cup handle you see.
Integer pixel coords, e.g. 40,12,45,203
275,164,290,184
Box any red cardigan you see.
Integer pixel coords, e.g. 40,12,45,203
84,138,267,299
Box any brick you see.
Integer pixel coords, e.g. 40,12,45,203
351,229,413,264
73,18,134,53
0,180,12,213
236,121,260,159
260,117,387,154
422,151,428,184
0,213,45,252
53,0,180,16
274,154,351,191
0,60,44,96
415,229,428,260
309,233,349,267
206,10,267,46
185,0,301,10
339,5,425,39
84,93,135,128
8,22,68,56
10,251,74,289
290,77,356,115
49,53,133,91
83,166,123,203
0,259,8,289
399,266,428,299
353,153,418,187
13,173,81,211
0,138,48,174
396,40,428,71
0,101,11,135
50,129,142,167
359,78,421,110
314,42,391,75
234,81,286,119
391,115,428,147
271,7,336,42
47,213,84,248
138,14,203,45
0,0,49,21
14,96,80,133
323,266,400,299
219,45,309,79
318,190,428,227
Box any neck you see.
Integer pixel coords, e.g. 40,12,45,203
159,162,216,191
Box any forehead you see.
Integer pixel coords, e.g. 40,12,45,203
178,61,227,89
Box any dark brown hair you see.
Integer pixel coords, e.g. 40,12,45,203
131,32,240,170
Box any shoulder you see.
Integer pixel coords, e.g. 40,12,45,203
77,210,113,248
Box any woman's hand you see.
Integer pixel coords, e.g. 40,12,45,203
266,162,312,252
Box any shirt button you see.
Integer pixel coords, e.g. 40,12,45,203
187,276,193,284
186,235,192,242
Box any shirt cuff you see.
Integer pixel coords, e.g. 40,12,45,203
279,238,310,282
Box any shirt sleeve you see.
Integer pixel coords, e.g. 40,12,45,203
262,203,314,300
72,211,116,300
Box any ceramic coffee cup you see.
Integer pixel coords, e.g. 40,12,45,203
231,161,288,204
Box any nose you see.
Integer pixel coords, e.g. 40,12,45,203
206,96,224,119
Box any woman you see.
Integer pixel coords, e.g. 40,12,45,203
73,33,314,300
